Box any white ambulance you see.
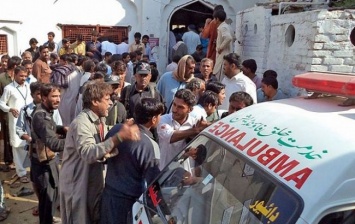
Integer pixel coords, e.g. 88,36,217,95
132,72,355,224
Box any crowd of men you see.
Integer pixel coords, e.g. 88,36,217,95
0,4,289,224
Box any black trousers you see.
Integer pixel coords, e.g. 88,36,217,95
1,116,13,164
100,187,136,224
30,157,59,224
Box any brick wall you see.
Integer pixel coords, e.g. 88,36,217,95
235,7,355,97
311,10,355,73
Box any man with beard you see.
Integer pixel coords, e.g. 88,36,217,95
121,62,165,119
16,82,63,217
157,89,209,170
157,55,196,112
31,83,67,224
60,81,140,224
104,75,127,127
32,45,52,83
220,53,257,110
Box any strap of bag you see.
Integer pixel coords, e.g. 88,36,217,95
124,85,132,110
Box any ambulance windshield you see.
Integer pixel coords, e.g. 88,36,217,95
144,135,303,224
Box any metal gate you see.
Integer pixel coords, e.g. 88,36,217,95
0,35,8,55
59,24,128,44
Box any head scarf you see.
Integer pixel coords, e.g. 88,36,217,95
173,55,195,83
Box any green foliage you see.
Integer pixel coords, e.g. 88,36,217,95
332,0,355,7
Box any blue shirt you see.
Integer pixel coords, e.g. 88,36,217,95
86,41,102,61
182,31,201,55
257,88,287,102
157,71,186,111
145,44,151,60
104,124,160,198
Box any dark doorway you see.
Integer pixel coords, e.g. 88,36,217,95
170,2,213,33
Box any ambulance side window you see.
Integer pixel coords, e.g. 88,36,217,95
319,210,355,224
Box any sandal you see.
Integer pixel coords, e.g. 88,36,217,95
0,208,10,221
32,206,39,216
0,166,10,172
19,176,29,183
9,182,21,189
13,187,34,197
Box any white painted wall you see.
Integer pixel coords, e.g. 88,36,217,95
0,0,132,55
267,11,319,97
235,7,272,80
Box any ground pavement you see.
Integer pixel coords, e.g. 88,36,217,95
0,164,52,224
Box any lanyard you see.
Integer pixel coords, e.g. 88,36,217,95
13,82,28,103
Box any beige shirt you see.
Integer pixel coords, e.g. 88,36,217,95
213,21,233,80
129,42,145,53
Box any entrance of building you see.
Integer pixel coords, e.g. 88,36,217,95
170,1,213,32
168,1,213,62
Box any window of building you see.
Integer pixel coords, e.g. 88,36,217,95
0,35,8,55
59,24,128,44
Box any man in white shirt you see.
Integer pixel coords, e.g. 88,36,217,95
190,90,218,122
220,53,257,110
21,60,37,84
157,89,209,170
165,55,180,74
116,37,129,54
101,37,117,56
0,66,33,182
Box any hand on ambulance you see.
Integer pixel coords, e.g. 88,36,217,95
193,117,210,134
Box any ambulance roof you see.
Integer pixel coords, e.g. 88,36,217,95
204,96,355,222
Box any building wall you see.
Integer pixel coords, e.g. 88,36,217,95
235,7,272,80
0,0,130,55
311,10,355,74
235,7,355,97
0,0,268,71
268,10,319,97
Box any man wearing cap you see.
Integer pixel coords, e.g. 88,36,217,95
105,75,127,128
182,24,201,55
120,62,165,119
